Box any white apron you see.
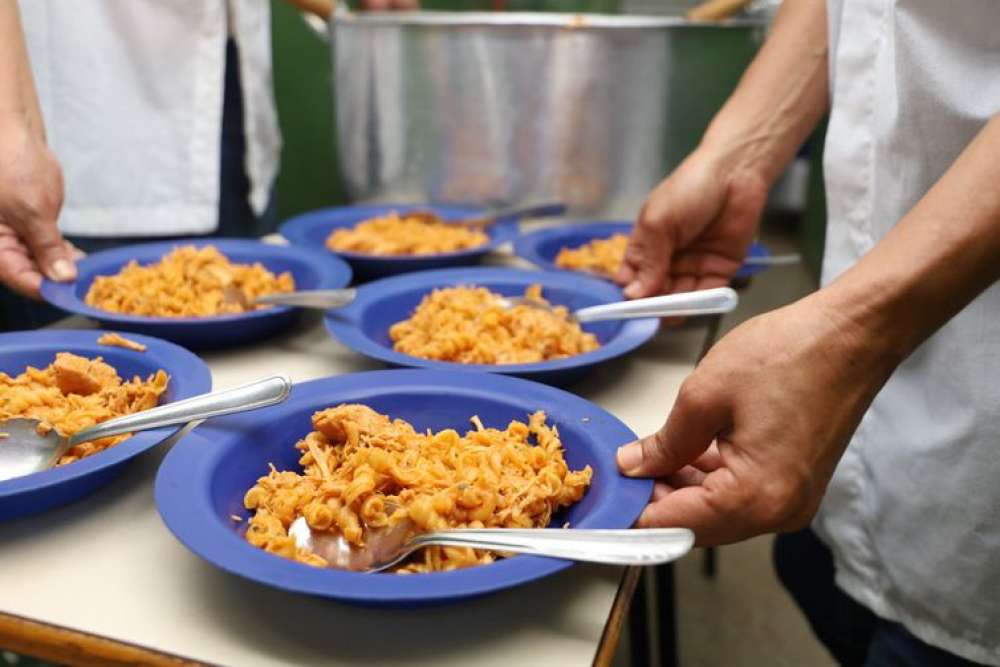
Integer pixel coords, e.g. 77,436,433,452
817,1,1000,663
16,0,281,237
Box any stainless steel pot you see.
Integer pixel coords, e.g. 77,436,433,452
329,11,767,217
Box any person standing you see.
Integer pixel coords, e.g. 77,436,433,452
615,1,1000,664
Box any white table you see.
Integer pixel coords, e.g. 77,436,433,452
0,296,707,666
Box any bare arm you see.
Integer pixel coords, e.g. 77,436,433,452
618,0,829,299
0,1,43,135
618,110,1000,544
0,0,74,298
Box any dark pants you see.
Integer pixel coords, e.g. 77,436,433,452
0,39,277,331
773,529,985,667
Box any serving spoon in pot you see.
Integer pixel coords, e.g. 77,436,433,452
497,286,738,323
0,375,291,482
288,516,694,573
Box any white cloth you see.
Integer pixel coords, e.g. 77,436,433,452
817,1,1000,663
16,0,281,237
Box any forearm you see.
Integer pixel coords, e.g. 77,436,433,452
820,113,1000,366
700,0,829,186
0,1,44,138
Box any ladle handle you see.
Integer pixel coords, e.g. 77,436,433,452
410,528,694,566
68,376,292,447
574,287,738,323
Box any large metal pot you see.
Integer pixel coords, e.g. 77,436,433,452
329,11,767,217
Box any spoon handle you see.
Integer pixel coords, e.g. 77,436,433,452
742,252,801,267
67,376,292,447
254,288,357,310
574,287,738,323
481,200,566,221
409,528,694,566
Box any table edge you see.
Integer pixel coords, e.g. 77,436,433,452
0,610,211,667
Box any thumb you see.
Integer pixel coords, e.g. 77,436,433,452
24,217,75,283
617,378,730,478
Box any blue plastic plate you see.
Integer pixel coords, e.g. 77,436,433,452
513,222,772,281
40,238,352,349
155,369,651,606
279,204,519,281
323,267,660,387
0,330,211,521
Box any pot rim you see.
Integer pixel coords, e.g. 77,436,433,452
330,10,768,30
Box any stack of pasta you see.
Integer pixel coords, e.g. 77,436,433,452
242,404,592,573
389,284,600,364
325,212,489,256
84,245,294,317
555,233,629,278
0,353,168,465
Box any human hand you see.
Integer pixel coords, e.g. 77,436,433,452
0,116,74,298
615,293,899,546
617,149,768,300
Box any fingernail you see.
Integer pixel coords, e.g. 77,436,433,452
50,259,76,282
617,443,643,475
623,281,641,299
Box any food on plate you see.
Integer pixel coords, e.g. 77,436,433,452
325,212,489,256
242,404,592,572
84,245,294,318
555,233,628,278
389,285,600,364
0,353,168,464
97,332,147,352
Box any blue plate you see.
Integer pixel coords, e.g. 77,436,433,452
40,238,353,349
155,369,651,606
279,204,519,281
513,222,772,281
323,267,660,387
0,330,211,521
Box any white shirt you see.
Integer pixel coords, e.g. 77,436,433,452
817,1,1000,663
17,0,281,237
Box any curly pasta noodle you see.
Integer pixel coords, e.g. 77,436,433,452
0,353,168,465
242,404,592,573
555,233,629,278
325,212,489,256
389,285,600,364
84,245,294,318
97,333,147,352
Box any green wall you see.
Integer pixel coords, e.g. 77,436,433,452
270,1,346,220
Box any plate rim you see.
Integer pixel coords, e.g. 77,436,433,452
323,266,660,376
279,203,519,263
154,369,652,604
0,329,212,500
512,221,772,280
39,238,353,325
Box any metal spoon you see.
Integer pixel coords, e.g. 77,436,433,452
497,286,738,323
408,201,566,230
0,375,292,482
222,287,357,311
742,253,801,267
288,516,694,573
